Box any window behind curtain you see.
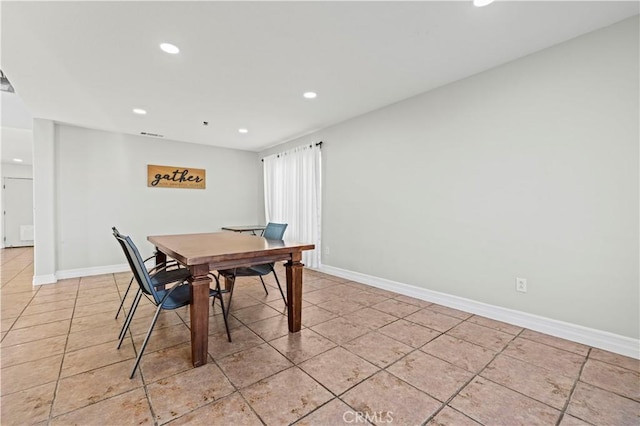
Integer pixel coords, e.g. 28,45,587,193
263,144,321,268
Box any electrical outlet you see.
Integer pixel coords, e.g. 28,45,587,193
516,277,527,293
323,245,330,255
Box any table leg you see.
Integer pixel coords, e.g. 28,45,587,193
188,264,210,367
154,249,168,290
154,249,167,268
223,274,235,292
285,253,303,332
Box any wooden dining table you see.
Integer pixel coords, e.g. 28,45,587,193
147,231,315,367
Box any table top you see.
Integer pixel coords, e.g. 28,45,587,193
148,232,315,267
221,225,266,232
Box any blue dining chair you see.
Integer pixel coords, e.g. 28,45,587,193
113,227,186,320
113,227,194,345
217,222,288,314
114,230,231,379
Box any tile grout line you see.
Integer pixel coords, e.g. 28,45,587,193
303,303,498,424
420,325,526,426
197,287,389,424
4,258,636,425
289,302,398,422
119,271,163,426
294,365,364,425
0,257,39,340
48,276,145,422
554,346,592,426
116,272,163,426
0,250,32,286
147,286,278,425
203,297,272,426
47,276,81,425
436,313,597,425
288,299,441,424
369,327,455,424
12,288,473,423
294,292,444,423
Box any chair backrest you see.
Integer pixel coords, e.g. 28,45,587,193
263,222,287,240
112,227,134,273
112,227,159,303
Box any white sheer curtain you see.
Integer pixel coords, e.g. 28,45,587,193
263,143,321,268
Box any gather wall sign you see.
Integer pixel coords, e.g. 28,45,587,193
147,164,206,189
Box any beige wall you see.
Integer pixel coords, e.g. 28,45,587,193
261,17,639,339
35,123,262,275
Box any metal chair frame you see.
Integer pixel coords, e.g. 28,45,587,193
114,251,181,319
113,227,190,342
113,228,231,378
218,222,288,315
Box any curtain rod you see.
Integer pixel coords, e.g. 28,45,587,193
261,141,322,162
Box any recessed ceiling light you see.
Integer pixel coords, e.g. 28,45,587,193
160,43,180,54
238,128,248,134
473,0,495,7
303,92,317,99
133,108,147,115
12,158,23,163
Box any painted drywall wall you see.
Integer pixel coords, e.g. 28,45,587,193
261,17,639,339
53,124,262,272
33,119,56,281
1,163,33,178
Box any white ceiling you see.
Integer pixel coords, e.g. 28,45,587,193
1,1,638,154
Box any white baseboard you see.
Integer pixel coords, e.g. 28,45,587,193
32,263,130,286
32,274,58,285
57,263,130,280
317,264,640,360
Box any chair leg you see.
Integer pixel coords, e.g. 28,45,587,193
271,269,287,306
210,276,223,310
118,287,142,341
118,290,142,349
130,303,163,379
115,277,134,319
213,279,232,343
225,275,236,319
259,276,269,295
210,273,226,308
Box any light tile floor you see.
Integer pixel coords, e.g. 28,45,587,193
1,247,638,425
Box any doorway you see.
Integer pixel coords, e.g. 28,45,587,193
3,177,34,247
